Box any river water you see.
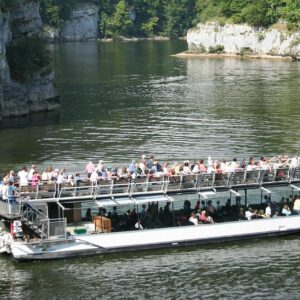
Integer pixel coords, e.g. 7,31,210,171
0,40,300,298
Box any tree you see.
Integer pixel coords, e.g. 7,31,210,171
282,0,300,29
164,0,195,37
107,0,133,36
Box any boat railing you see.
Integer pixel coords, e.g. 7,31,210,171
12,167,300,203
291,166,300,180
0,201,22,216
47,218,67,239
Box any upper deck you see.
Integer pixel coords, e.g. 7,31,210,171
16,166,300,204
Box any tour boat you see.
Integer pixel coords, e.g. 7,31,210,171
1,162,300,261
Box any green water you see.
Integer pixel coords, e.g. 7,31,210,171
0,40,300,298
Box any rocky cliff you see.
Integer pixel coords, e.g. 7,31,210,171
187,23,300,58
42,3,99,42
0,2,59,119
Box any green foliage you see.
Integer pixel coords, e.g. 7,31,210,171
0,0,22,11
194,0,300,29
38,0,300,37
282,0,300,30
6,37,51,83
208,44,224,53
107,0,133,36
141,16,159,36
40,0,79,28
239,47,254,56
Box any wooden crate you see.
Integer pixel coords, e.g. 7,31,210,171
93,216,112,233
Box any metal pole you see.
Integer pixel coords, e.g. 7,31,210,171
245,189,247,208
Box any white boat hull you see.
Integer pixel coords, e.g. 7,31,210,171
10,216,300,261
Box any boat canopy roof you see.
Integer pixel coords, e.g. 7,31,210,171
95,195,173,207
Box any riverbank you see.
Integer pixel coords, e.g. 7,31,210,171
173,51,298,61
98,36,186,43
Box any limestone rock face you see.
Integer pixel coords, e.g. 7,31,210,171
187,23,300,58
60,3,99,41
9,1,42,37
0,2,59,119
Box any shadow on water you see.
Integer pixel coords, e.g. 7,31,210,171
0,110,61,130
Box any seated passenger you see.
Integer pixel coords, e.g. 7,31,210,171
265,203,272,218
245,207,255,220
135,219,144,230
282,205,291,216
189,212,198,225
199,210,214,224
85,208,92,221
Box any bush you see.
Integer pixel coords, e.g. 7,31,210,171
239,47,254,56
208,44,225,54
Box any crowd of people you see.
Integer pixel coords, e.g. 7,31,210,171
0,154,299,212
82,193,300,232
83,154,299,182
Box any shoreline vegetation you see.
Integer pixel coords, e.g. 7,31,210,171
173,51,299,61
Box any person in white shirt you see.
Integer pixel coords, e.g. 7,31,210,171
265,203,272,218
28,164,36,181
18,167,29,187
189,212,198,225
282,205,291,216
245,207,255,220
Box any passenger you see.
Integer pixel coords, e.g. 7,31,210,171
199,210,214,224
41,167,49,182
28,164,36,182
189,212,198,225
118,167,129,178
139,155,146,174
282,205,291,216
85,208,92,221
147,155,154,170
129,160,135,174
135,219,144,230
172,162,180,175
182,161,191,174
253,209,264,219
207,200,216,215
199,160,207,173
7,170,16,184
273,211,280,218
246,158,256,171
245,207,255,220
95,160,104,173
31,172,40,187
0,179,3,201
7,181,17,214
183,200,191,215
90,170,99,186
265,203,272,218
194,200,200,211
238,208,247,221
18,166,29,188
240,158,246,169
192,161,200,174
293,196,300,215
85,161,95,178
200,200,206,210
74,173,82,186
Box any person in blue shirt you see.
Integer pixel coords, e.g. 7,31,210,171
7,181,17,204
